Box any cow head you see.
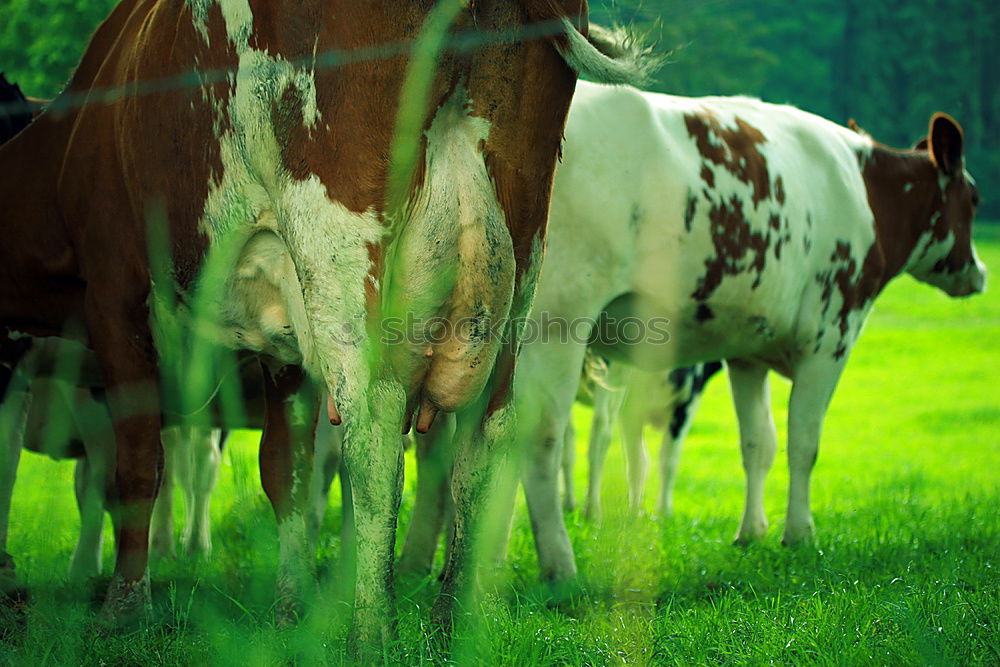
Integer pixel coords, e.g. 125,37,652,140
907,113,987,297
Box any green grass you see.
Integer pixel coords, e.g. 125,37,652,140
3,230,999,665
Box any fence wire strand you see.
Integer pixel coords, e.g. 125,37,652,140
0,17,572,118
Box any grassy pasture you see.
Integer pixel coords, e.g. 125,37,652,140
2,229,998,665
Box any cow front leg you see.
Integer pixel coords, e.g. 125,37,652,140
68,383,114,580
84,284,163,625
783,356,844,545
398,413,455,577
341,377,405,649
657,366,716,518
584,363,631,521
727,360,778,544
259,362,320,625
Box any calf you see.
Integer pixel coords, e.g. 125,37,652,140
516,81,985,582
0,2,655,641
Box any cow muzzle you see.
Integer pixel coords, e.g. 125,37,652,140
947,259,987,297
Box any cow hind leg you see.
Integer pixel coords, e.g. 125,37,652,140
341,377,405,648
398,414,455,577
86,290,163,625
728,360,778,545
432,399,519,630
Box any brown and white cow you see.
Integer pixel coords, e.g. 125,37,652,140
508,81,985,582
0,1,655,643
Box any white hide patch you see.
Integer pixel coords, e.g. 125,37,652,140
510,233,544,340
188,0,252,48
276,177,383,404
189,0,383,406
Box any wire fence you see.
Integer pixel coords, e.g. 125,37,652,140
0,15,575,118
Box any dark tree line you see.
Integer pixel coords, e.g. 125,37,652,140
1,0,998,216
594,0,1000,217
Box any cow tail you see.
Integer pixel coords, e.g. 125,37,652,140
525,0,665,87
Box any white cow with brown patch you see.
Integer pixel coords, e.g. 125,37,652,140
509,81,986,583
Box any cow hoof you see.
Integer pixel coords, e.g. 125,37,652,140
733,517,769,545
732,529,767,547
544,575,582,608
97,573,152,628
273,595,304,628
429,593,457,635
149,539,176,560
781,530,816,548
781,518,816,547
0,553,28,607
350,607,395,654
182,538,212,561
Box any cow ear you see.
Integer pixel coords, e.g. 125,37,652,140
913,138,928,151
928,112,964,178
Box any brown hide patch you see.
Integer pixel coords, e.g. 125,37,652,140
774,176,786,205
816,240,884,360
247,0,320,62
684,111,772,206
274,83,310,180
684,194,697,231
200,3,237,183
692,196,770,300
167,2,237,288
467,1,578,418
857,147,947,281
699,164,714,189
